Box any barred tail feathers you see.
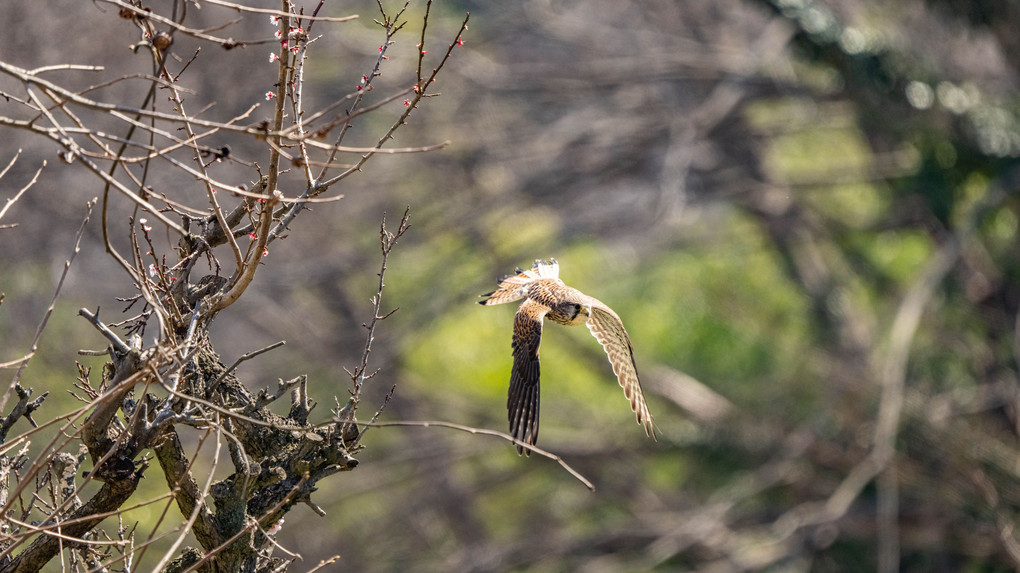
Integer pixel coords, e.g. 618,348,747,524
478,259,559,306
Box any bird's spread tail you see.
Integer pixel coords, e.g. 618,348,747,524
531,258,559,279
478,259,559,306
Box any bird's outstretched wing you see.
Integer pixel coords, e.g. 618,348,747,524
508,298,547,455
585,300,656,438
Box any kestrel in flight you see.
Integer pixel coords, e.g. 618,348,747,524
479,259,655,455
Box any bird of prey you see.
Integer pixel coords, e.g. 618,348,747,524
479,259,655,455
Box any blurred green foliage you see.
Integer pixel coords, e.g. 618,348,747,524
3,0,1020,570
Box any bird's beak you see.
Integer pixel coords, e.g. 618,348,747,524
581,304,592,318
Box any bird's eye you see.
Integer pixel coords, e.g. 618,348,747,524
574,303,581,310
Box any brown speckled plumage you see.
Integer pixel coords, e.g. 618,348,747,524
480,259,655,455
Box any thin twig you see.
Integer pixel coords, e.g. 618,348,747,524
0,153,42,223
304,555,341,572
349,209,411,399
184,0,358,22
1,199,95,413
368,420,596,491
313,11,469,194
208,341,286,394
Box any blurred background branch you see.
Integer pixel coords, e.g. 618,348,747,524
1,0,1019,571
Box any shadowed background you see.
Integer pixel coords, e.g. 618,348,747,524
2,0,1020,570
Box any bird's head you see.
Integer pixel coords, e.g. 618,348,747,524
561,301,591,326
